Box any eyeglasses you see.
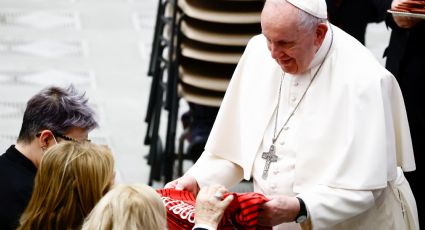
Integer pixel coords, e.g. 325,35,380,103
36,131,91,143
54,131,91,143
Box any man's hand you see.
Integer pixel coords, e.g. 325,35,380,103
258,195,300,227
164,174,200,196
195,184,234,229
392,0,420,28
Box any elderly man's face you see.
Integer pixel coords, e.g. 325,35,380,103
261,2,322,74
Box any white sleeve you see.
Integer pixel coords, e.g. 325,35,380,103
186,151,244,188
299,185,384,230
192,224,217,230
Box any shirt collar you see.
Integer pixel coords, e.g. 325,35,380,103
3,145,37,173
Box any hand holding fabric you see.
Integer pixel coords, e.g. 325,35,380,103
157,188,271,230
195,185,234,229
164,174,200,196
258,195,300,227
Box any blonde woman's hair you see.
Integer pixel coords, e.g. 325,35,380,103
82,183,167,230
18,142,115,230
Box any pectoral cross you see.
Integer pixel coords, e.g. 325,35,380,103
262,144,278,180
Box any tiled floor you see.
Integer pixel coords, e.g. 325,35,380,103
0,0,158,184
0,0,391,188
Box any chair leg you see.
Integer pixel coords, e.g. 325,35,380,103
148,0,168,76
148,80,165,186
177,128,190,177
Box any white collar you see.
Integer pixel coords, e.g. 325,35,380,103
308,22,333,70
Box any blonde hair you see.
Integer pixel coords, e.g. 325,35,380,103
82,184,167,230
18,142,115,230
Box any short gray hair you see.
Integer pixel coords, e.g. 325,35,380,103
17,85,98,143
296,6,327,33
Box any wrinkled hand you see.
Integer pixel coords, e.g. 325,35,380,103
258,195,300,227
392,0,420,28
195,184,234,229
164,175,200,196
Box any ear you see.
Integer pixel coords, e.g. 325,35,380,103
314,23,328,46
37,130,54,149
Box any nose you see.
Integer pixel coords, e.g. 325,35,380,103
269,43,282,59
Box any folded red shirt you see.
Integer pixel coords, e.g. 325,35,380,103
157,188,272,230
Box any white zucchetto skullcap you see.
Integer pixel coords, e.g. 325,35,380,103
286,0,328,19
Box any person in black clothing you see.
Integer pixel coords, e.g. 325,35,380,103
182,102,219,162
384,0,425,226
0,85,98,230
326,0,391,44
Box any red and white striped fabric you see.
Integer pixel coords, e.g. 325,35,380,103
157,189,272,230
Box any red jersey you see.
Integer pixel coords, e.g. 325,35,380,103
157,189,272,230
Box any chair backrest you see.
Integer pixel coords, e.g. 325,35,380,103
177,0,263,108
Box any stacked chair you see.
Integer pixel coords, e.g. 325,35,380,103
145,0,179,185
145,0,263,185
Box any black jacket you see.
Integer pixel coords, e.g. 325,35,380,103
326,0,392,44
384,16,425,227
384,17,425,159
0,145,37,230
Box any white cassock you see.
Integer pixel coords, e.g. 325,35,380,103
186,24,419,230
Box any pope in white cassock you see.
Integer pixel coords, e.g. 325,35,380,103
166,0,419,229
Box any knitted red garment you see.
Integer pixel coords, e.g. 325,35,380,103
157,189,272,230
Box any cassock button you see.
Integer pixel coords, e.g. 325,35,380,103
283,126,289,131
291,96,296,102
270,184,277,190
280,141,285,145
273,170,279,175
293,82,299,87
